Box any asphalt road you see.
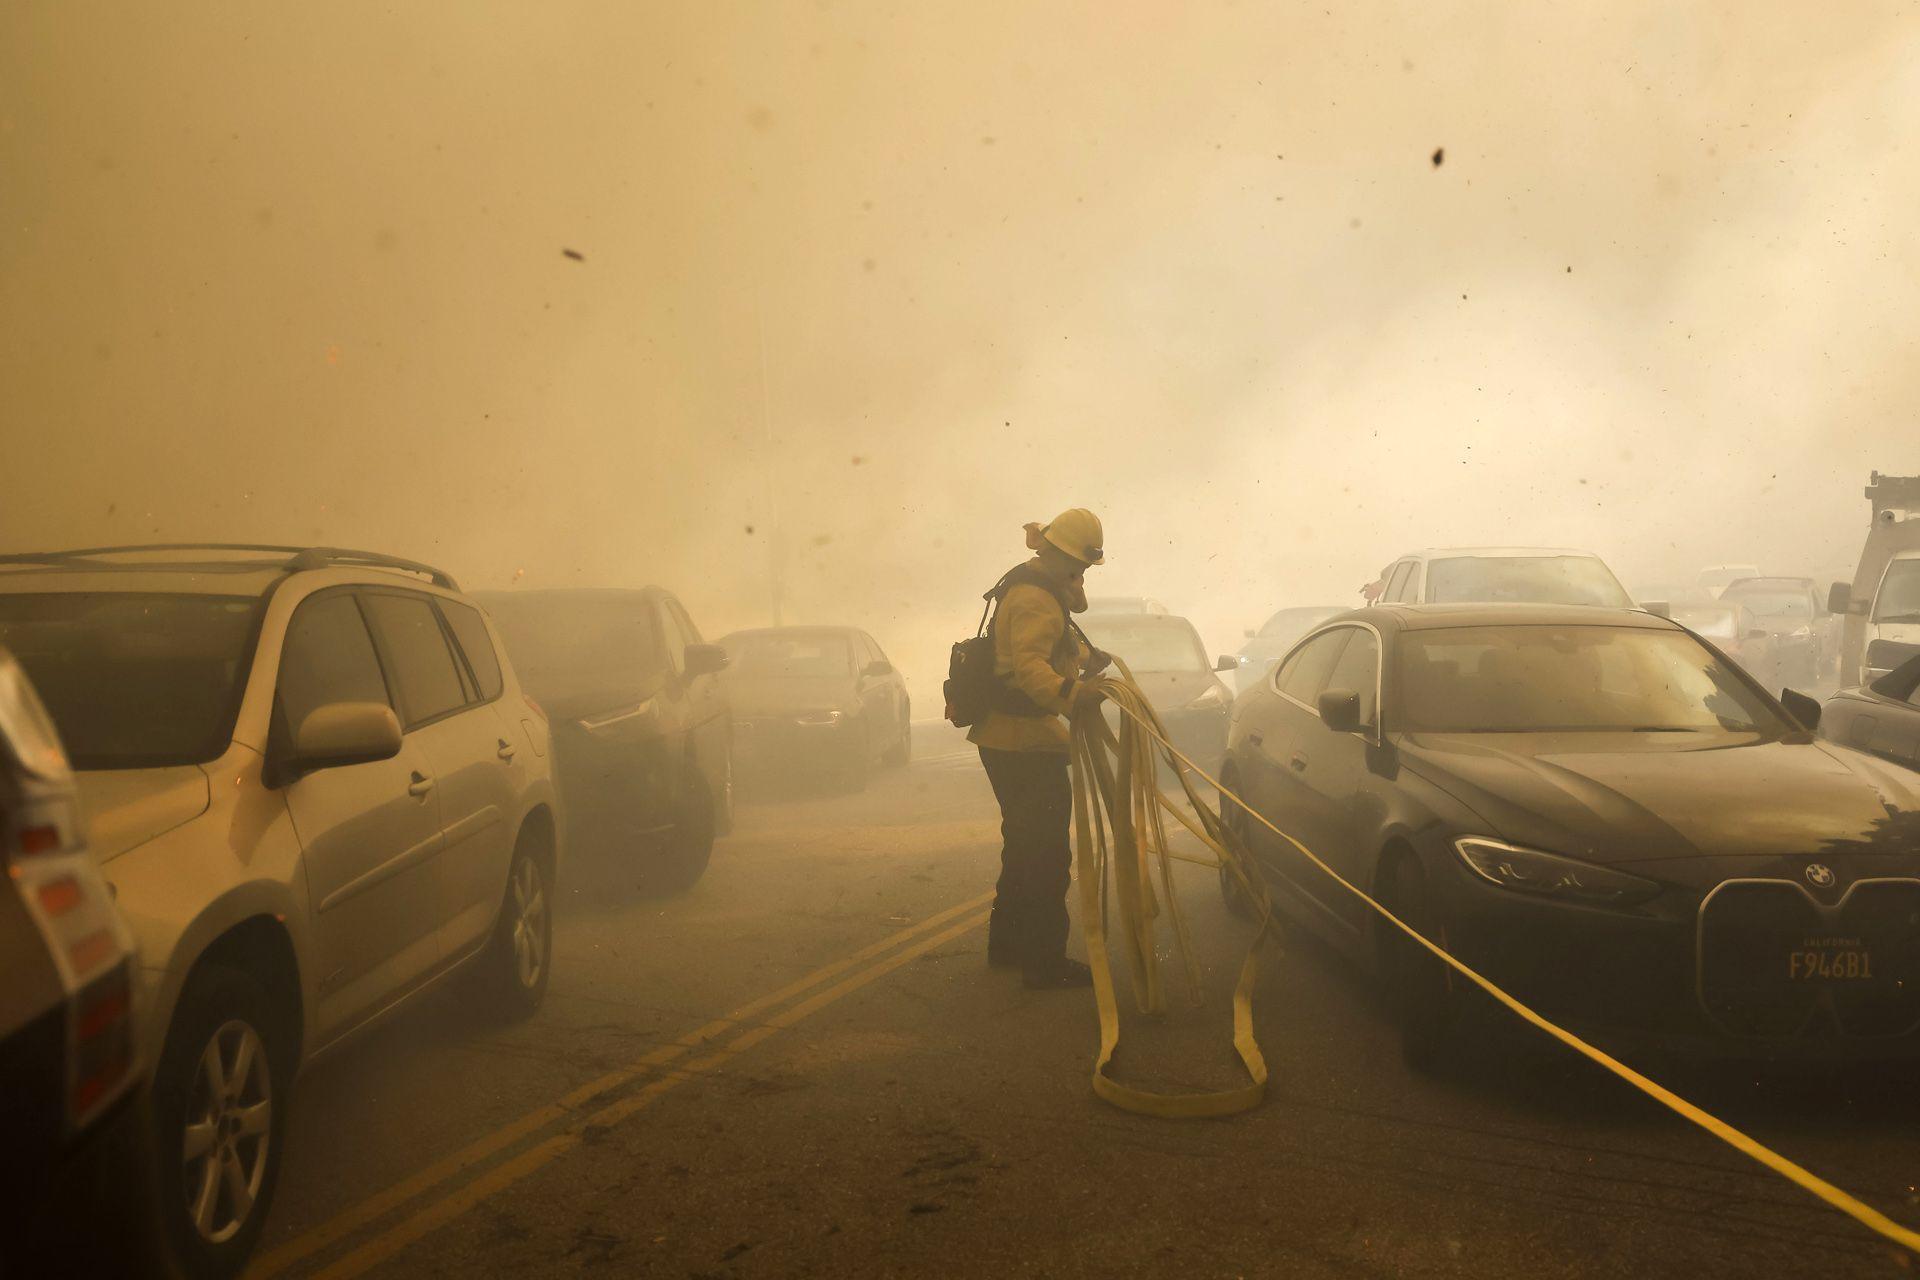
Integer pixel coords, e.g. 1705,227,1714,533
249,724,1920,1279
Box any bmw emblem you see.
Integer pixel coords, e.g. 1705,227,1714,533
1804,863,1836,889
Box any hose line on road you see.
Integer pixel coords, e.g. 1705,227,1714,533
1069,664,1920,1256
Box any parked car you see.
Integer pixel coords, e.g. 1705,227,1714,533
1077,612,1235,778
0,646,146,1272
718,626,909,785
0,544,561,1278
1084,595,1169,616
476,587,730,886
1366,547,1634,609
1718,576,1836,686
1670,602,1782,691
1821,653,1920,772
1219,602,1920,1069
1696,564,1763,598
1232,606,1346,695
1829,472,1920,685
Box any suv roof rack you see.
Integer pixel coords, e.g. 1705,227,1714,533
0,544,460,590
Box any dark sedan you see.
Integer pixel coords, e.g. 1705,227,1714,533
718,627,910,787
1077,611,1235,779
1822,653,1920,773
1220,603,1920,1068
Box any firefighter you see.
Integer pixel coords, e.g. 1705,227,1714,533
971,508,1111,989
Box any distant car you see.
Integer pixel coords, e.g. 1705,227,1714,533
1368,547,1634,609
717,626,910,785
1718,577,1835,686
1821,653,1920,772
0,544,561,1278
477,588,730,886
1084,596,1169,616
1696,564,1763,599
1076,612,1234,778
1233,606,1346,695
0,646,143,1269
1221,602,1920,1068
1670,602,1782,691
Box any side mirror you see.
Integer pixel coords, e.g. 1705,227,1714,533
863,659,894,677
289,702,402,774
1779,688,1822,733
1828,582,1855,615
1642,600,1671,618
1214,655,1239,673
684,643,729,677
1317,688,1363,734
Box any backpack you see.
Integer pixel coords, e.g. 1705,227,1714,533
943,567,1089,728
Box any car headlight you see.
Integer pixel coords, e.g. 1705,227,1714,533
1452,837,1659,906
796,709,845,725
1188,684,1227,710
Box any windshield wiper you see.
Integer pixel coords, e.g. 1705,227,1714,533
1874,612,1920,624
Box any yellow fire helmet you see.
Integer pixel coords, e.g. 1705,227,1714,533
1028,507,1104,566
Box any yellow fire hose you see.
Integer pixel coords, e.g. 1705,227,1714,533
1070,660,1920,1255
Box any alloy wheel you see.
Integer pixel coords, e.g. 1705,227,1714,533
181,1020,273,1244
510,857,548,989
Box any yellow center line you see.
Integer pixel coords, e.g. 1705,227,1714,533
250,891,992,1279
310,910,991,1280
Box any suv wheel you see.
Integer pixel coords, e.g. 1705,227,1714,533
1216,780,1258,920
151,964,288,1279
1378,857,1461,1072
883,704,911,767
482,840,551,1019
655,759,715,890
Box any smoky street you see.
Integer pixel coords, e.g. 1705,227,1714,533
246,726,1917,1280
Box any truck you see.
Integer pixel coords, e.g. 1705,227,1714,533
1829,471,1920,686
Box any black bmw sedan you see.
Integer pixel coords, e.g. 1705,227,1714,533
1220,603,1920,1067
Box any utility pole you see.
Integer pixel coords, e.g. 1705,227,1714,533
757,312,784,627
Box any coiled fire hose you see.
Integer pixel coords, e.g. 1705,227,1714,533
1069,660,1920,1254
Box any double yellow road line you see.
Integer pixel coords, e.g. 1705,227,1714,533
251,892,993,1280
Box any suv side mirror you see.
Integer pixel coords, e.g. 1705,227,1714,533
1779,688,1822,733
684,644,729,677
1641,600,1671,618
1828,582,1856,615
863,659,894,678
1317,688,1363,734
290,703,402,774
1214,655,1239,673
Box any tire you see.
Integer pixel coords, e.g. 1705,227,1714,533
1376,856,1460,1072
481,838,552,1020
149,964,290,1280
712,745,736,837
1217,776,1258,920
657,758,716,890
841,720,872,792
883,704,911,767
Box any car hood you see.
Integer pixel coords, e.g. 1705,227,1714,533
74,766,211,866
1399,732,1917,867
724,675,854,718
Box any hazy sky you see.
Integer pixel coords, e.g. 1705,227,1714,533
5,2,1918,691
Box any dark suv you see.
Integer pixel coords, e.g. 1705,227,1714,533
476,588,732,889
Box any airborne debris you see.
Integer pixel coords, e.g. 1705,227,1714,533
1431,147,1445,167
561,248,584,262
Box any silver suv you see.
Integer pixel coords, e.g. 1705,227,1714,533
0,545,563,1278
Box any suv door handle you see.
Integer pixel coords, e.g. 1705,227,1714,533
497,739,517,761
407,772,435,798
1289,753,1309,772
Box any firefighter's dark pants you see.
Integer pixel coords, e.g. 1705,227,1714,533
978,746,1072,967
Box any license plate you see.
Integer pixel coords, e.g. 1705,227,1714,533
1787,938,1874,982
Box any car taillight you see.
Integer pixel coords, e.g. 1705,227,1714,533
35,874,82,918
15,823,61,857
70,965,133,1122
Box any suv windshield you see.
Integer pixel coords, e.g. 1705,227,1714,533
1079,616,1209,673
722,633,851,678
0,593,261,769
1398,625,1788,734
484,596,664,704
1426,556,1632,607
1873,559,1920,623
1720,584,1812,618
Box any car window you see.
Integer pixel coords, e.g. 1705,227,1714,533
361,592,470,727
1323,627,1379,726
1402,564,1423,604
482,594,666,703
1078,615,1210,673
1277,628,1353,704
658,600,689,676
440,600,503,701
723,632,852,677
1426,555,1633,607
277,594,392,737
669,598,704,645
1382,562,1414,602
1873,559,1920,624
